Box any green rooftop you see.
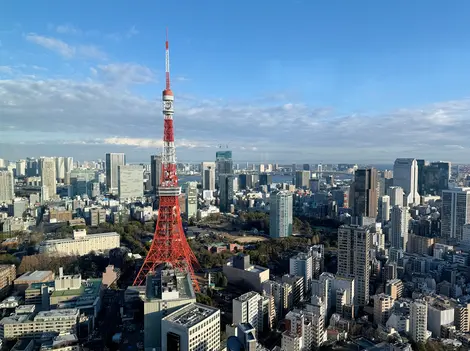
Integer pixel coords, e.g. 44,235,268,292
51,278,102,298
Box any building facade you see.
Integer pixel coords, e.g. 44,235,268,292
118,165,143,199
105,153,125,195
0,171,14,203
270,191,293,238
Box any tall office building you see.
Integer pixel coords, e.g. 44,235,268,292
350,168,378,219
0,171,14,203
185,182,198,220
40,157,56,201
270,191,293,238
337,225,371,306
294,171,310,189
410,299,428,343
393,158,420,206
201,162,216,191
378,195,390,222
161,303,220,351
390,206,410,251
215,151,233,187
0,159,5,168
424,161,451,195
219,174,235,213
15,160,26,177
26,158,39,177
105,153,126,195
118,165,143,199
441,187,470,240
417,159,427,196
388,186,404,207
64,157,74,175
259,173,273,186
151,155,163,193
55,157,65,180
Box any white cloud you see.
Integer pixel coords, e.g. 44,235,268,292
25,33,106,60
126,26,139,38
0,66,13,75
95,63,155,86
55,24,81,35
2,76,470,162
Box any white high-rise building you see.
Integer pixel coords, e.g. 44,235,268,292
337,225,370,306
410,299,428,343
232,291,270,334
388,186,404,207
185,182,198,220
393,158,420,206
201,162,216,191
55,157,65,180
390,206,410,251
290,252,312,294
105,153,125,195
0,171,14,203
161,303,220,351
40,157,56,201
378,195,390,222
118,165,143,200
270,191,293,238
441,187,470,241
0,159,5,168
64,157,74,174
15,160,26,177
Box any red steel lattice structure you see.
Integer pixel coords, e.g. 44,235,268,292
133,31,200,289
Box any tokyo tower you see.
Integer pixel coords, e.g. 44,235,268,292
133,31,200,290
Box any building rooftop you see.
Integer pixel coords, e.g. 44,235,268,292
34,308,79,320
15,271,53,282
51,278,101,299
163,303,218,328
40,231,119,244
246,265,268,274
235,291,259,302
29,281,55,290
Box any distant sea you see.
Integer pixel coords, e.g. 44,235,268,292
179,175,294,184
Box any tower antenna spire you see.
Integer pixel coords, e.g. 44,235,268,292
165,27,170,90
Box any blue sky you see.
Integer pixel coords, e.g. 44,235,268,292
2,0,470,163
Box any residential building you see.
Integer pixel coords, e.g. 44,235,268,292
89,207,107,226
410,299,428,343
118,165,143,199
393,158,420,206
386,279,404,300
0,170,14,203
105,153,125,195
378,195,390,222
40,157,56,201
0,265,16,298
55,157,65,180
408,234,435,255
15,160,26,177
185,182,198,220
337,225,371,306
161,303,220,351
270,191,293,238
232,291,270,334
290,252,312,294
441,187,470,241
39,229,120,256
373,294,394,326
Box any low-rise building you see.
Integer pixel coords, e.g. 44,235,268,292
0,264,16,298
223,254,270,292
14,271,55,292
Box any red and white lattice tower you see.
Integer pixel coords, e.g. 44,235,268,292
133,31,200,290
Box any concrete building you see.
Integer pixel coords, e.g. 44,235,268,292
390,206,410,251
15,160,26,177
388,186,404,207
262,280,293,321
39,229,120,256
55,157,65,180
0,306,79,340
378,195,390,223
427,298,455,337
215,151,233,182
337,225,370,306
161,303,220,351
289,252,312,294
408,234,435,255
14,271,54,292
441,187,470,241
118,165,143,199
393,158,420,206
0,265,15,299
232,291,270,334
185,181,198,220
410,299,428,343
455,303,470,333
282,309,326,351
40,158,56,201
270,191,293,238
89,207,107,226
0,170,15,203
373,294,394,326
226,323,259,351
201,162,216,191
294,171,310,189
219,174,235,213
350,168,378,219
386,279,404,300
150,155,162,193
105,153,125,195
223,255,270,293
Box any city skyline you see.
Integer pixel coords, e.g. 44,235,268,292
3,1,470,162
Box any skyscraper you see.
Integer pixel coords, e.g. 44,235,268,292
441,187,470,240
201,162,216,191
390,205,410,250
215,151,233,187
15,160,26,177
393,158,420,206
106,153,126,195
269,191,293,238
337,225,371,306
185,182,198,220
0,171,14,203
26,158,39,177
150,155,163,193
55,157,65,180
118,165,143,199
378,195,390,223
350,168,378,219
219,174,235,213
388,186,404,207
40,157,56,201
294,171,310,189
64,157,74,177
